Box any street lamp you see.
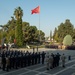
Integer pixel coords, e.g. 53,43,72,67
0,25,3,43
0,25,9,50
0,25,3,50
0,25,3,27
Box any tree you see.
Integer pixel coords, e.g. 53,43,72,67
53,27,58,42
4,17,16,43
64,19,74,36
22,22,30,44
14,7,23,47
28,26,37,42
39,30,45,42
22,22,45,45
0,6,45,46
50,30,52,41
72,29,75,41
14,7,23,20
56,19,74,43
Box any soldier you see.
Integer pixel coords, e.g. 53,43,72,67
49,55,53,69
32,52,35,65
28,53,31,66
53,54,57,68
46,55,50,70
38,52,41,64
0,55,2,69
25,53,28,66
20,54,23,68
18,54,21,67
12,55,15,69
51,53,54,68
35,52,38,64
9,55,12,69
15,55,18,69
23,53,26,67
61,54,66,67
41,51,46,64
6,56,10,71
2,54,6,71
56,53,61,66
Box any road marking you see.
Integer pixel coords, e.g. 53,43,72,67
71,66,75,69
35,59,75,75
18,70,33,75
35,71,51,75
0,68,25,75
72,73,75,75
60,59,75,66
18,68,49,75
53,64,75,75
18,59,75,75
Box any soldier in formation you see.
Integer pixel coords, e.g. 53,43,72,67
46,53,61,70
46,55,50,70
0,50,46,71
61,53,66,67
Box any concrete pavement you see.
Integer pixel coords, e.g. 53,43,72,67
0,48,75,75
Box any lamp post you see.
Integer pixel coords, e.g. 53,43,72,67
0,25,3,50
0,25,8,49
0,25,3,43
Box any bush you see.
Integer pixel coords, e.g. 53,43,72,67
45,45,58,49
66,45,75,50
63,35,72,46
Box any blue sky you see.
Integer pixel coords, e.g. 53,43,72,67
0,0,75,37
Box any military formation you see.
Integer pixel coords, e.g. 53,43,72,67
46,53,66,70
0,49,46,72
0,47,67,72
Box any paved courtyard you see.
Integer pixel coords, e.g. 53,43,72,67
0,48,75,75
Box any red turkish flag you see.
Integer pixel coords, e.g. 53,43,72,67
31,6,40,14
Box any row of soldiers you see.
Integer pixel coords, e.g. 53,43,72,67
46,53,67,70
0,50,46,71
46,53,61,70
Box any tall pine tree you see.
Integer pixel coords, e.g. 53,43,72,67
14,7,23,47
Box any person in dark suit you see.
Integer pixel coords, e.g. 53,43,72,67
56,53,61,66
32,52,35,65
2,54,6,71
41,51,46,64
6,56,10,71
38,52,41,64
28,53,31,66
35,52,38,64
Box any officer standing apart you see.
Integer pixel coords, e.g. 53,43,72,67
61,54,66,67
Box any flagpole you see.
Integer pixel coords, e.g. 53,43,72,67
39,12,40,43
31,6,40,44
